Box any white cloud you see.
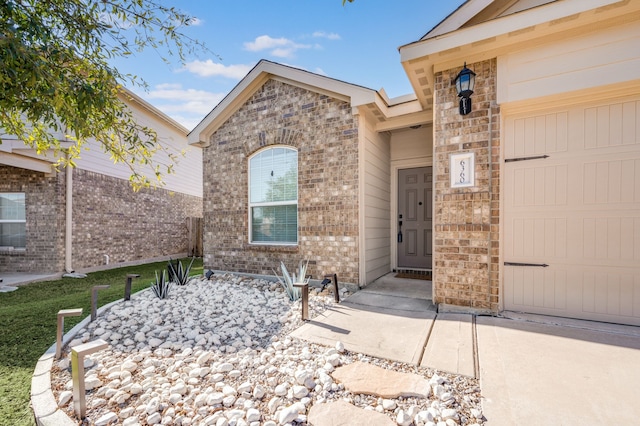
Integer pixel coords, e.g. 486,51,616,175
244,35,290,51
312,31,341,40
183,60,253,79
189,17,204,26
142,84,226,130
243,35,311,58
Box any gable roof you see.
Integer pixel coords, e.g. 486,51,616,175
188,60,428,146
399,0,635,109
423,0,558,40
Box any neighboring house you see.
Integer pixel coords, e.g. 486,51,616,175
0,90,203,274
191,0,639,326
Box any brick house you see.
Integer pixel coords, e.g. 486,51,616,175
0,90,202,274
190,0,639,326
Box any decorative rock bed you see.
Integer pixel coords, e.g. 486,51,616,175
48,274,484,425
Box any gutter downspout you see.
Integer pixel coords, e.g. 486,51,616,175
65,159,74,273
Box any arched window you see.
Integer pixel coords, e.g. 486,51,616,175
248,146,298,244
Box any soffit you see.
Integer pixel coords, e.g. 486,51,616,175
400,0,634,109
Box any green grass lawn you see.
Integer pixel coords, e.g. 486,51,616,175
0,258,203,426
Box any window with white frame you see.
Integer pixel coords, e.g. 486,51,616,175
249,147,298,244
0,193,26,249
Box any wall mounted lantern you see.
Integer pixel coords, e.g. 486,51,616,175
454,62,476,115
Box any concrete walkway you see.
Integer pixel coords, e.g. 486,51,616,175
291,273,640,424
0,272,60,292
291,274,476,376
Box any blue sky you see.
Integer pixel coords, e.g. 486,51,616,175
115,1,464,130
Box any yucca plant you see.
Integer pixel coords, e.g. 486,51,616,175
150,270,172,299
167,257,195,286
273,260,310,301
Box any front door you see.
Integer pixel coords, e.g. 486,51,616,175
397,167,432,269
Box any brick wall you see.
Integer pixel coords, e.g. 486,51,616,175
0,165,202,273
203,79,360,284
71,169,203,269
432,59,501,311
0,165,65,272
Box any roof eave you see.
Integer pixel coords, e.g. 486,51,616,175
187,60,379,146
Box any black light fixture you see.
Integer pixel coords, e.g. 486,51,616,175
454,62,476,115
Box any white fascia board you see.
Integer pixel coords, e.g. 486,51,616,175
0,152,55,174
120,88,189,136
188,60,377,146
375,110,432,132
424,0,494,39
384,99,424,118
0,138,73,153
401,0,622,62
187,66,268,146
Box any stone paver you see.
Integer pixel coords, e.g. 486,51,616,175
308,400,395,426
331,361,431,398
421,313,475,377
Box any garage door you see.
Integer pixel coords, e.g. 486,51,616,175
503,96,640,326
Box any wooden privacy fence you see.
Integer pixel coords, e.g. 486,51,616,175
187,217,203,257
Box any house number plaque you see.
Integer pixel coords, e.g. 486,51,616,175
450,152,475,188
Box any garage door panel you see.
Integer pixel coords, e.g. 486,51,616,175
506,266,568,310
581,270,639,317
507,164,569,207
584,158,640,204
581,216,640,265
507,112,568,158
506,265,639,324
504,95,640,326
506,217,568,260
585,100,640,149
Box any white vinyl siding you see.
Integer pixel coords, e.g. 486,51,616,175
249,147,298,244
498,20,640,105
0,193,26,249
75,100,202,198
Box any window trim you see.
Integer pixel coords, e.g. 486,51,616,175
248,146,299,246
0,192,26,250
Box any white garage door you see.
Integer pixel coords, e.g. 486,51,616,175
504,95,640,326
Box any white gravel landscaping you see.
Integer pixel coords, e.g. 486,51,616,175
51,273,484,426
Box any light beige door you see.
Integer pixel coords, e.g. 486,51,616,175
503,96,640,326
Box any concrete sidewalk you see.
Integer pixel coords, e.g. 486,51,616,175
291,274,640,424
0,272,60,292
291,274,477,376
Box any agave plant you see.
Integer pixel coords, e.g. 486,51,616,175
150,270,172,299
273,260,310,301
167,257,195,286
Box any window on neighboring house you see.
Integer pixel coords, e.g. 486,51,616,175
0,193,26,249
249,146,298,244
